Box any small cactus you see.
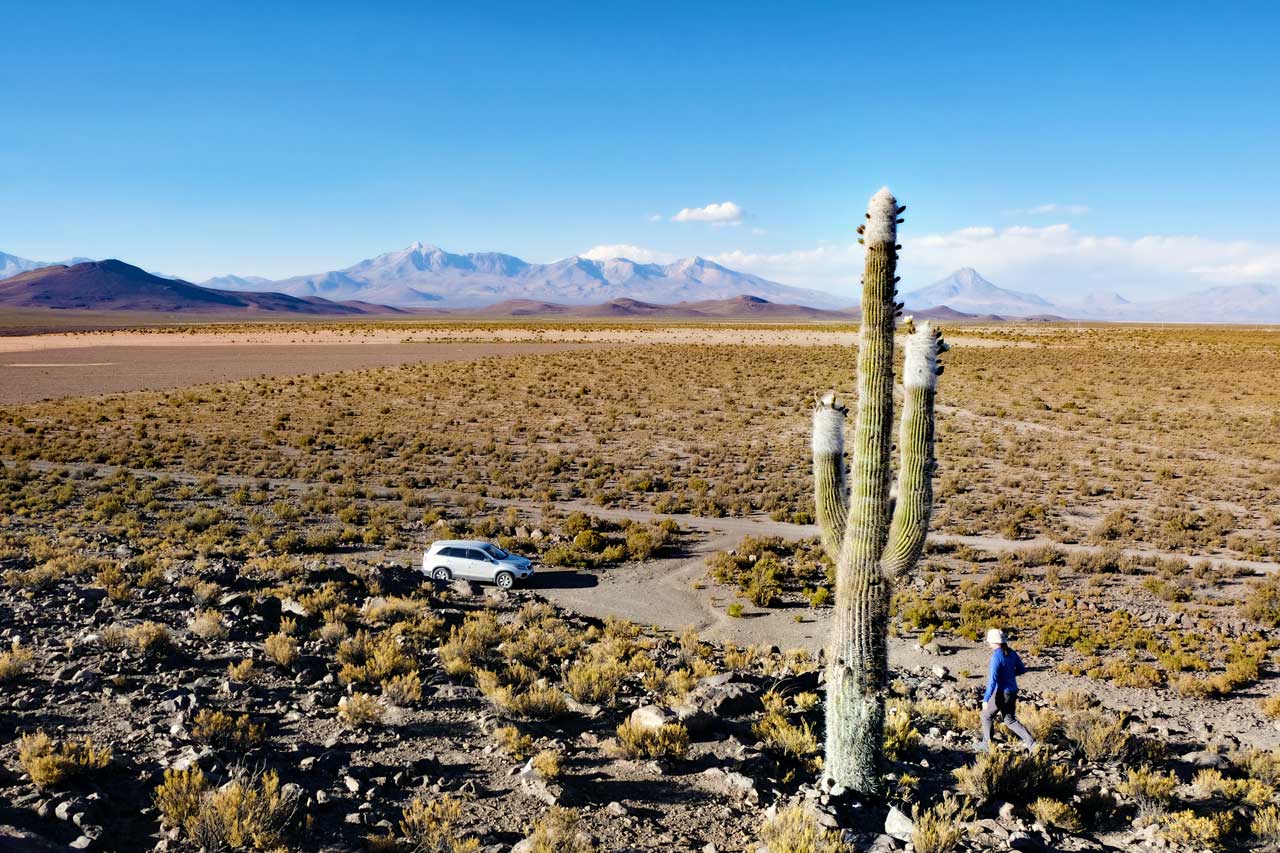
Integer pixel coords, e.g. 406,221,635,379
814,187,948,795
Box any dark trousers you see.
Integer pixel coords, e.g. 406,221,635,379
981,689,1035,747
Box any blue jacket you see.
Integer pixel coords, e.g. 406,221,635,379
983,646,1027,702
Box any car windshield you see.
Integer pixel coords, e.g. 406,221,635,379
482,544,508,559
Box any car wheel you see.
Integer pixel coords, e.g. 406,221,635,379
495,571,514,590
432,567,451,581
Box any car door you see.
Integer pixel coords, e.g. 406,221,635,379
465,549,496,582
437,547,466,578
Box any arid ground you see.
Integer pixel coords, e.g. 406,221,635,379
2,321,1279,852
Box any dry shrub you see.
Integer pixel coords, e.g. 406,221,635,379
399,795,480,853
758,804,849,853
913,698,980,733
1260,695,1280,720
1159,810,1236,850
883,699,921,761
1239,749,1280,785
338,692,385,728
263,631,298,668
189,609,228,640
911,793,974,853
1191,768,1273,806
1019,705,1063,742
613,720,690,761
753,696,819,763
0,640,34,682
190,709,265,749
365,595,428,624
1254,806,1280,845
1029,797,1082,832
226,658,258,683
1119,766,1179,817
438,612,504,678
129,621,174,658
562,657,627,705
1062,709,1130,761
531,749,562,779
337,630,416,685
526,806,594,853
475,670,568,720
381,670,423,706
953,747,1073,803
17,731,112,789
493,726,534,759
154,768,299,851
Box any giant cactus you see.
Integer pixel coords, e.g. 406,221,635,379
814,187,947,795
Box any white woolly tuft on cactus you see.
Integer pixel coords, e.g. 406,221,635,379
863,186,898,246
903,321,939,389
812,395,846,457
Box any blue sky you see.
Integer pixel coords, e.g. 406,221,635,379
2,0,1278,300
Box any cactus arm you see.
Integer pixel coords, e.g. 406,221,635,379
823,187,900,796
812,393,849,562
881,321,946,579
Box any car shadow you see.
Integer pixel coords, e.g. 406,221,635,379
524,569,599,590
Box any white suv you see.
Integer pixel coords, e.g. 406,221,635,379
422,540,534,589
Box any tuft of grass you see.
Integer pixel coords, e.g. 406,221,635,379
337,692,385,728
154,768,299,850
1029,797,1083,832
129,621,174,659
531,749,562,780
263,631,299,668
381,670,423,706
0,640,34,683
758,804,850,853
911,794,974,853
493,725,535,759
17,731,112,790
613,719,690,761
1062,709,1130,761
526,806,594,853
188,609,228,640
884,699,921,761
953,747,1073,804
1118,765,1179,817
1159,810,1236,850
398,795,481,853
190,709,265,749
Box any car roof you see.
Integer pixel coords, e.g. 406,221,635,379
428,540,494,549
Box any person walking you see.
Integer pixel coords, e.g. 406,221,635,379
980,627,1036,750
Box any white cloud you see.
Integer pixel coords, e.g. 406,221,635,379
751,227,767,236
672,201,745,226
645,213,663,222
710,224,1280,302
581,244,673,264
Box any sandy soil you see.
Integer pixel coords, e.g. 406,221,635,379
0,325,1023,405
0,341,604,404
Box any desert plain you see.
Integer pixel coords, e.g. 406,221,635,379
1,317,1279,852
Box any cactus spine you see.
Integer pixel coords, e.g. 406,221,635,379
814,187,947,795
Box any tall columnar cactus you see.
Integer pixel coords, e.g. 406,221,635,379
814,187,947,795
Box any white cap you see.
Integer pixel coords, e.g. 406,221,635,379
985,628,1005,646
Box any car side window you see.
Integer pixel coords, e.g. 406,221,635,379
440,547,462,558
466,549,491,562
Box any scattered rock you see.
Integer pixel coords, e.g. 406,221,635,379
884,806,913,843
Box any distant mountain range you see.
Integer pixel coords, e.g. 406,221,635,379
905,268,1280,324
0,260,404,315
0,250,94,280
204,242,846,309
2,246,1278,323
